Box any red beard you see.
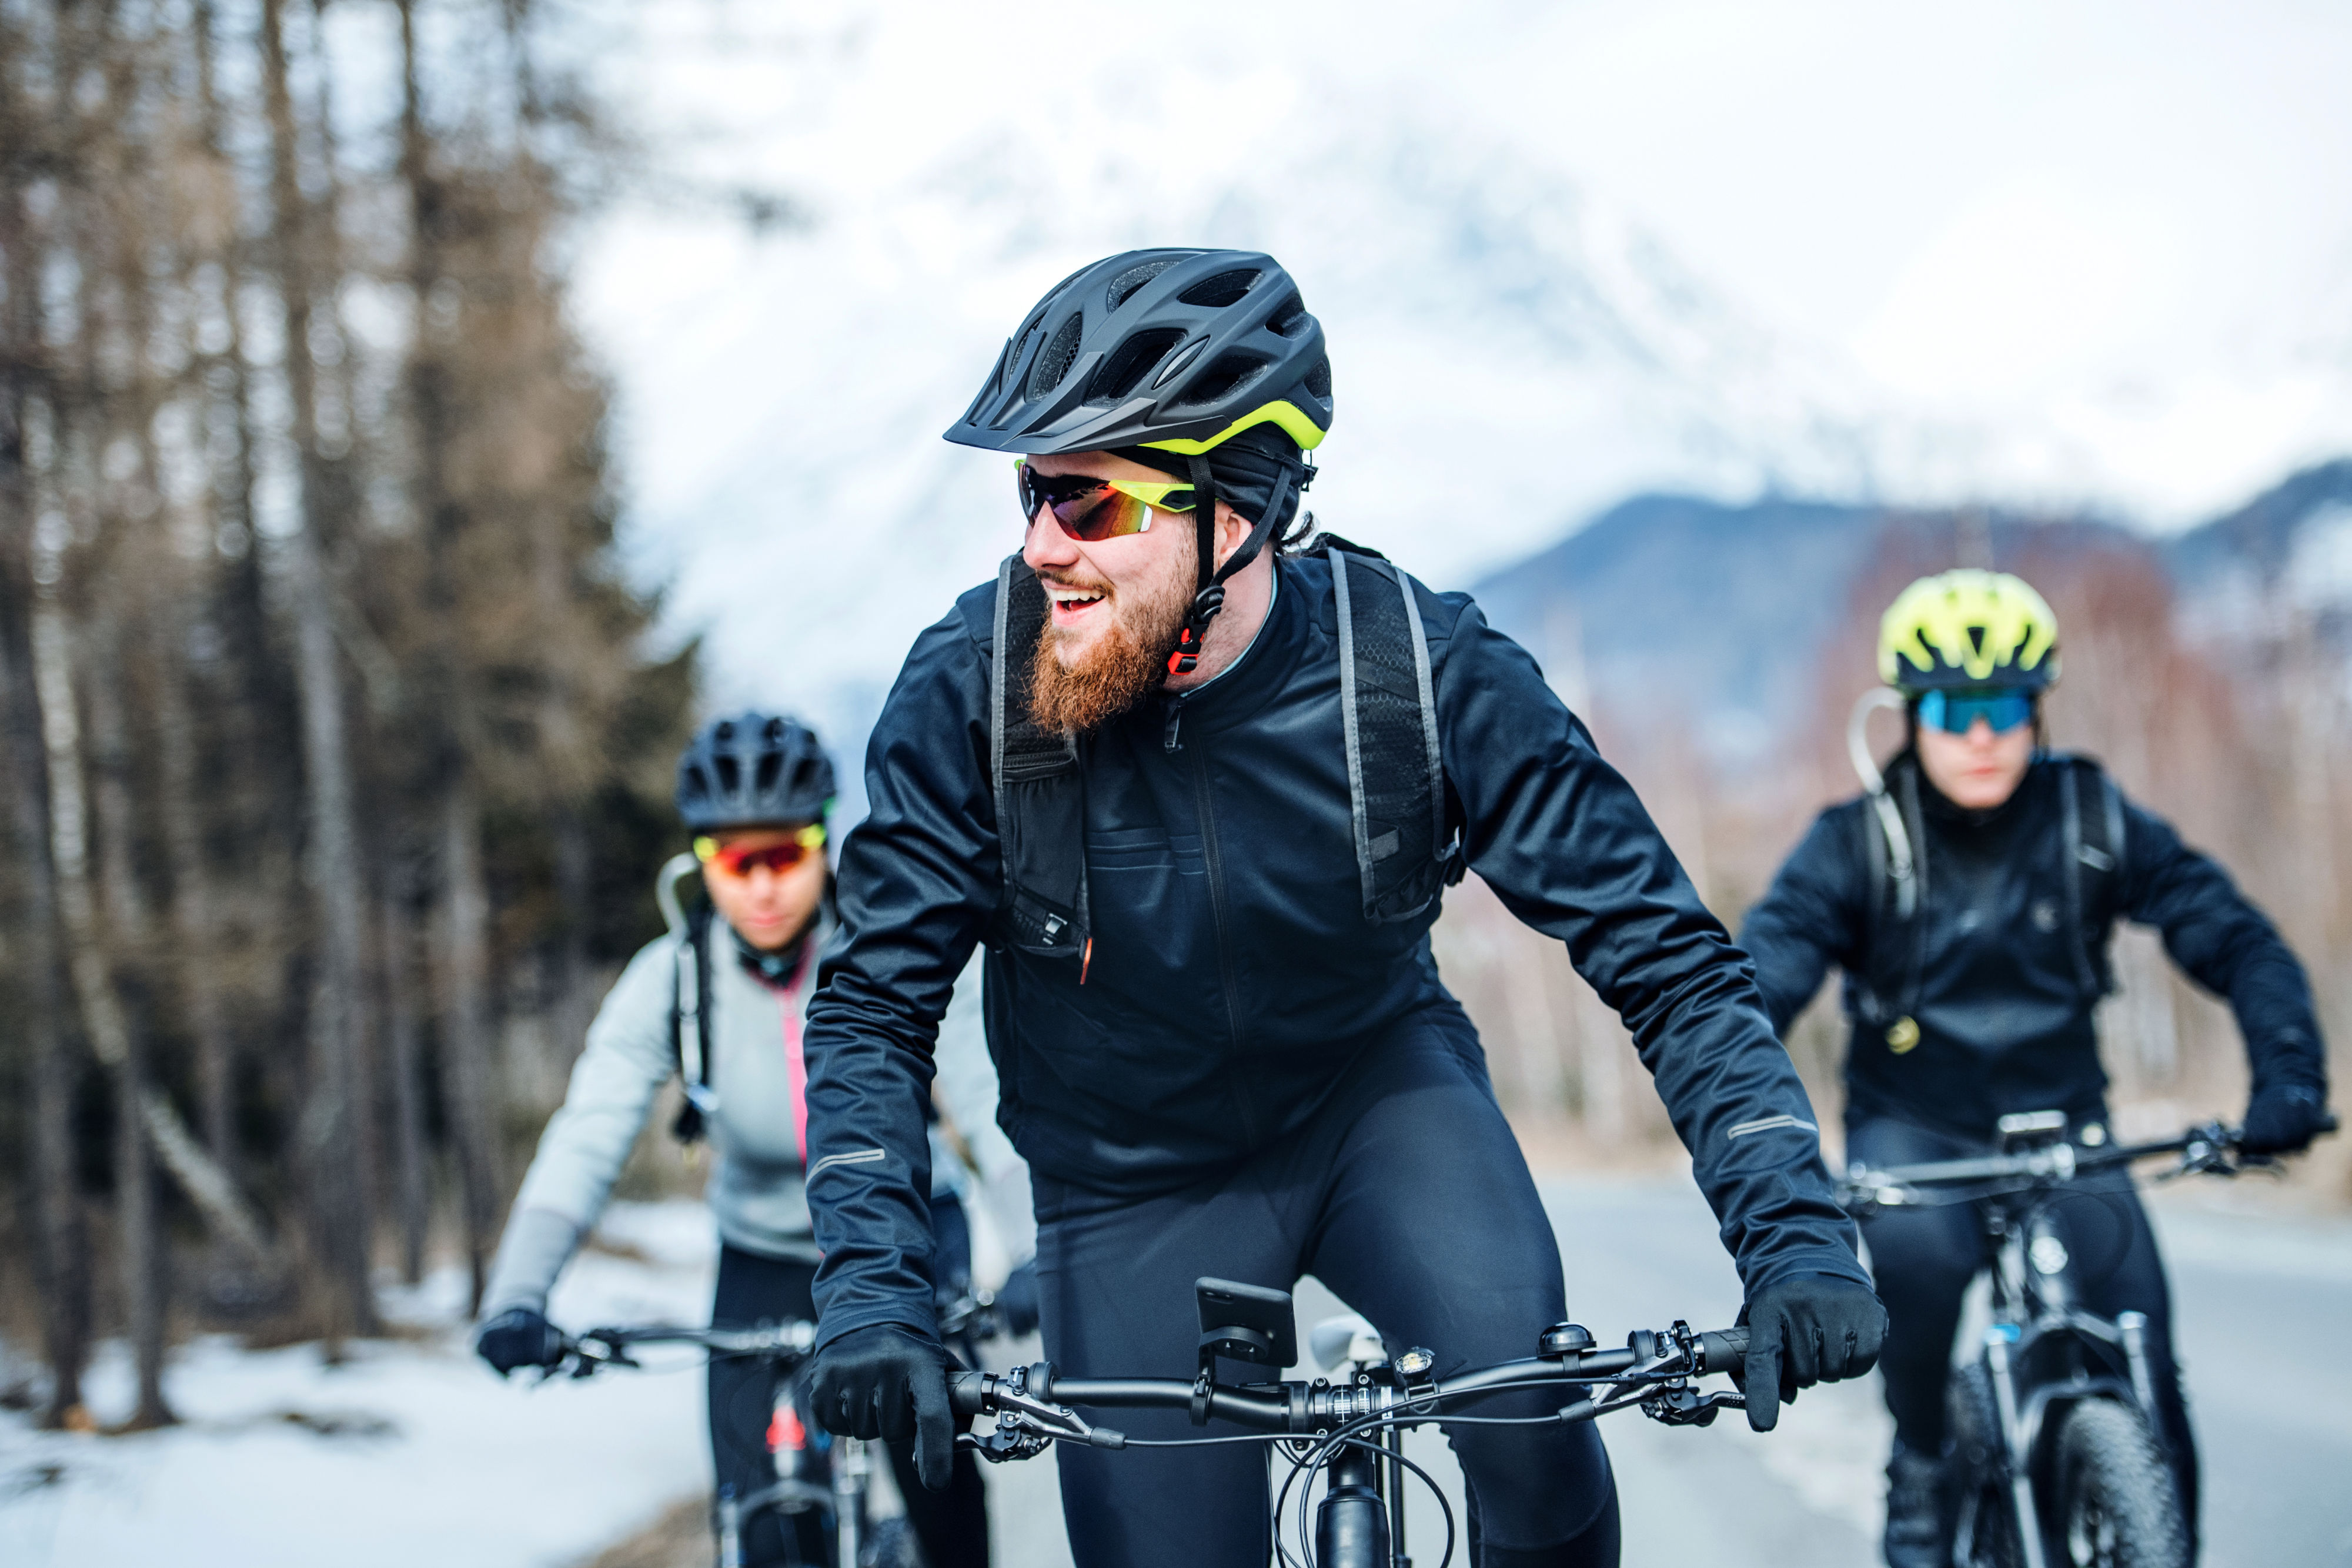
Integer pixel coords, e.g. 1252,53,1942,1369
1028,564,1191,734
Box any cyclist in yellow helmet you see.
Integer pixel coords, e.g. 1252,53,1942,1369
1740,569,2331,1567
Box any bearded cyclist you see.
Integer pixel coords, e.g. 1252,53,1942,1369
792,248,1886,1567
472,713,1027,1568
1738,570,2333,1568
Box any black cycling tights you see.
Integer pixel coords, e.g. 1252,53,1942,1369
709,1245,988,1568
1849,1116,2199,1537
1034,1004,1617,1568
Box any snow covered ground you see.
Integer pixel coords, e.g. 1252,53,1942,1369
0,1202,721,1568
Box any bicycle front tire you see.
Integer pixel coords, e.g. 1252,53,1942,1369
2050,1399,2187,1568
1947,1362,2022,1568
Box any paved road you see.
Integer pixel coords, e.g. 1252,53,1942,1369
964,1176,2352,1567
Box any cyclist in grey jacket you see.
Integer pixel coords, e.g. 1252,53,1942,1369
475,714,1021,1568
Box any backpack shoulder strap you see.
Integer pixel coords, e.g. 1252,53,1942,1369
988,554,1090,964
2056,754,2122,998
670,901,718,1144
1852,760,1928,1030
1329,549,1461,924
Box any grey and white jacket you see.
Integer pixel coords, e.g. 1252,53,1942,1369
482,914,1012,1318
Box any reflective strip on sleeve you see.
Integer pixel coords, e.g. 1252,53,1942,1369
1726,1114,1820,1140
807,1147,888,1181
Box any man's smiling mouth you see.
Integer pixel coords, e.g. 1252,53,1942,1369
1047,583,1107,621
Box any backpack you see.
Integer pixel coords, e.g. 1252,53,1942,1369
1853,753,2125,1034
987,543,1464,967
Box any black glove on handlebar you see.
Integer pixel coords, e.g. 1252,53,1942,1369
2240,1085,2331,1156
475,1306,565,1376
806,1324,956,1490
1739,1275,1886,1433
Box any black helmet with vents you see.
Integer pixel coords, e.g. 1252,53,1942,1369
674,712,835,832
943,249,1331,457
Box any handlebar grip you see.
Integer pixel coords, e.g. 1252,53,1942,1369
1696,1328,1748,1378
950,1369,990,1418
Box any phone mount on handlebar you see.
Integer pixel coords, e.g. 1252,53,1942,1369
1194,1278,1297,1426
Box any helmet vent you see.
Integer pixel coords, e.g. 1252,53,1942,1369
1027,312,1084,399
1303,355,1331,400
1105,258,1178,310
753,752,783,796
1178,269,1260,307
1088,327,1187,403
1967,624,1987,656
1265,292,1308,337
1172,350,1269,410
715,755,741,796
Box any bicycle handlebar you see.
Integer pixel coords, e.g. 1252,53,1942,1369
561,1319,816,1376
1839,1114,2338,1209
948,1322,1749,1433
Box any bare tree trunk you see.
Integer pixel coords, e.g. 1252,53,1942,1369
85,621,175,1429
260,0,376,1346
31,606,279,1265
380,878,431,1285
0,209,90,1421
437,778,502,1309
399,0,503,1311
151,600,239,1166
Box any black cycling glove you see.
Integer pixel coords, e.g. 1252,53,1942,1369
806,1324,956,1490
2240,1084,2331,1156
1740,1274,1886,1433
475,1306,565,1376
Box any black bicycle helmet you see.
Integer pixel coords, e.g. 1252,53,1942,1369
674,712,835,831
944,248,1331,457
946,249,1334,673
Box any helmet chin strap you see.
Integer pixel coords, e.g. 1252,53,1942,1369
1166,453,1294,677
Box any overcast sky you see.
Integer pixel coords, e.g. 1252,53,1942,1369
568,0,2352,708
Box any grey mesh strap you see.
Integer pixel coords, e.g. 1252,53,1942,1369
2057,762,2102,999
991,553,1015,836
1331,546,1375,911
1329,549,1454,924
1395,563,1446,871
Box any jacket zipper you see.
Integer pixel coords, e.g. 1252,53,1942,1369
1182,715,1259,1148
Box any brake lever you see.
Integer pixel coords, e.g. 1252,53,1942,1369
1640,1385,1745,1427
959,1378,1127,1462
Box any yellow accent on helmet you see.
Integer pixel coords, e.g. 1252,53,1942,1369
1138,398,1329,456
1877,570,2060,691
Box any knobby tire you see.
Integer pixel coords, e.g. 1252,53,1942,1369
2050,1400,2187,1568
1947,1363,2022,1568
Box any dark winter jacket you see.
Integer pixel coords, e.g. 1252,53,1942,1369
801,553,1869,1347
1739,753,2327,1139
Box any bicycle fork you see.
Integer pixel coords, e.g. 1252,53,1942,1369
1984,1332,2048,1568
834,1436,870,1568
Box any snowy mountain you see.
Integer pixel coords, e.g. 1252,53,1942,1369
1465,457,2352,764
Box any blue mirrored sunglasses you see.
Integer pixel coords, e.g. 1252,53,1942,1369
1917,688,2036,735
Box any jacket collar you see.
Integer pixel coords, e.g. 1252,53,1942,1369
1151,554,1309,735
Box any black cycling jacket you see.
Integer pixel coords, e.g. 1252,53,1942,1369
1739,753,2327,1139
802,553,1868,1347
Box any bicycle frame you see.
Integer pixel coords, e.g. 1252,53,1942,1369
563,1321,876,1568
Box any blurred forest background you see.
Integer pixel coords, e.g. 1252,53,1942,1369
4,0,2351,1457
0,0,693,1433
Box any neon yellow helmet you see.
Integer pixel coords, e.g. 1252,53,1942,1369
1877,570,2060,694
